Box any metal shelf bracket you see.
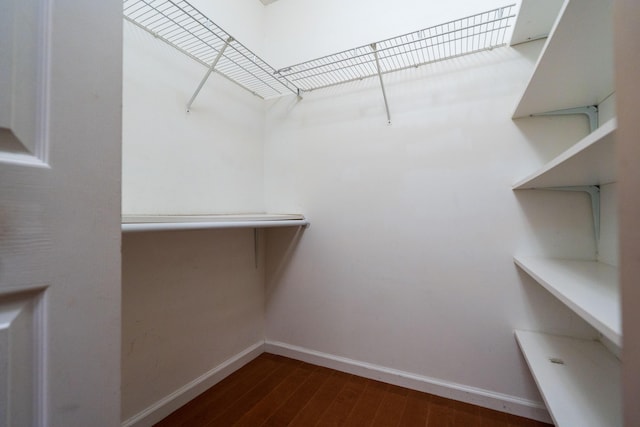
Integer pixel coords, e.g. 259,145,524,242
532,105,599,133
371,43,392,125
187,37,233,112
547,185,601,242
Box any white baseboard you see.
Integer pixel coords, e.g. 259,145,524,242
122,341,265,427
265,340,552,424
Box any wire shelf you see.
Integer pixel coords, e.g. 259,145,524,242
123,1,516,107
123,0,299,99
275,5,517,91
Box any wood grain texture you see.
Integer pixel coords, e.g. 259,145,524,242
154,353,552,427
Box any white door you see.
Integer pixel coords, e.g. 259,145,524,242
0,0,121,425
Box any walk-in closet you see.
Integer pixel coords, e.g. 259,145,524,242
116,0,640,425
4,0,637,425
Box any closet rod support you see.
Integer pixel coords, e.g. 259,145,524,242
186,37,233,112
371,43,392,125
547,185,601,242
531,105,599,133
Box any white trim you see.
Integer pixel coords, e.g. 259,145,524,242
264,340,552,424
122,341,265,427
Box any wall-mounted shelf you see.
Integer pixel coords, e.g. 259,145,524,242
513,0,614,117
122,0,299,100
276,5,516,92
515,330,621,427
123,1,516,123
122,214,308,232
512,0,620,423
514,256,620,346
513,118,616,189
509,0,563,46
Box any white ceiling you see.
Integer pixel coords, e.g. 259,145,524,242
259,0,280,5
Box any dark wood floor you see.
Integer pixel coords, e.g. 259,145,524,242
155,353,552,427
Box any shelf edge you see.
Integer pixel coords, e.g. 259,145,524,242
512,118,617,189
514,256,621,346
514,330,622,427
511,0,614,118
122,217,309,232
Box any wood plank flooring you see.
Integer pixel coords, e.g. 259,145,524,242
155,353,551,427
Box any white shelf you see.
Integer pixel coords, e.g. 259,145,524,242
515,330,621,427
509,0,563,46
514,256,621,346
513,0,614,117
121,214,308,232
513,118,616,189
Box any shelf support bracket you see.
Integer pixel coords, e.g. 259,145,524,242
547,185,601,242
186,37,233,112
531,105,599,133
371,43,392,125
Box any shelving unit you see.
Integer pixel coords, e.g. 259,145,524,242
513,0,614,118
514,256,620,346
513,118,616,189
515,330,621,427
122,214,308,232
511,0,619,425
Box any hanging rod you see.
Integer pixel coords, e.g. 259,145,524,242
123,0,299,100
275,5,516,92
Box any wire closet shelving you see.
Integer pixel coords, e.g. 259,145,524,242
123,0,300,100
123,0,516,119
275,5,516,92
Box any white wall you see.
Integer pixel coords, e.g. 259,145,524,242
191,0,267,59
263,39,598,412
122,21,266,215
121,229,265,422
121,3,268,423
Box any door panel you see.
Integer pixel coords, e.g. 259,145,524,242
0,0,122,425
0,289,43,427
0,0,50,423
0,0,47,162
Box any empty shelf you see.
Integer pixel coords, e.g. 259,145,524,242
122,214,308,232
513,0,614,117
510,0,563,45
123,1,517,103
515,330,621,427
514,256,620,346
275,5,516,92
513,118,616,189
123,0,299,99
